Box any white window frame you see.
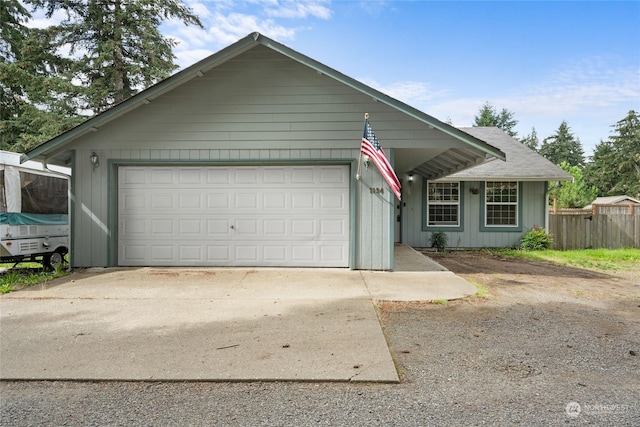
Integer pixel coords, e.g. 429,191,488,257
485,181,518,227
426,181,460,227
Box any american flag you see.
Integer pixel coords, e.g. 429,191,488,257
361,119,402,200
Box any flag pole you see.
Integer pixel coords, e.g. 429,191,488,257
356,113,368,181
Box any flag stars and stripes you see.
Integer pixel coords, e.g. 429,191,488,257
360,118,402,201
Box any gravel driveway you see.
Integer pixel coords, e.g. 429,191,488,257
1,252,639,426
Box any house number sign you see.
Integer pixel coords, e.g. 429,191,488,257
370,187,384,194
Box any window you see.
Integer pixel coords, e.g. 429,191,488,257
427,182,460,226
485,181,518,226
20,172,68,215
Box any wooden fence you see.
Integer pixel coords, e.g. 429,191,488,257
548,204,640,250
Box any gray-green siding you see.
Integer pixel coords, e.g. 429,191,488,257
401,179,548,248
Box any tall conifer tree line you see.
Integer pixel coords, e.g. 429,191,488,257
474,103,639,203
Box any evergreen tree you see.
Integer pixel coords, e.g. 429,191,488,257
584,139,618,197
473,101,518,137
26,0,204,114
0,1,81,150
585,110,640,197
0,0,30,148
549,161,597,208
520,127,539,150
538,121,585,167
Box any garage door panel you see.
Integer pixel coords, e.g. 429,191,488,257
122,245,146,261
178,168,202,184
122,218,147,235
234,193,258,209
152,245,174,262
207,219,231,235
122,194,146,210
263,219,287,235
262,168,287,184
263,245,287,262
235,245,258,261
118,165,349,267
179,219,202,234
121,168,147,185
263,192,287,209
320,219,346,235
207,193,230,209
319,166,349,183
291,167,315,184
206,168,230,184
291,245,314,262
179,246,203,262
151,194,173,209
291,219,315,236
208,246,231,262
235,168,259,184
151,219,174,235
320,244,347,262
150,168,174,184
320,192,348,210
179,193,202,209
291,193,314,209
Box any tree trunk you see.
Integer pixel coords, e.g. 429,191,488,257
113,0,125,105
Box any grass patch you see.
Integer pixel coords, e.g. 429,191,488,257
474,283,491,298
430,299,448,305
490,248,640,271
0,265,70,294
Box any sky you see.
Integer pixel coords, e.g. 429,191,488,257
31,1,640,157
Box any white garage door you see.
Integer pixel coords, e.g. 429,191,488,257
118,165,350,267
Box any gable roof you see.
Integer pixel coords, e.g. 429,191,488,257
23,32,504,167
584,195,640,209
438,127,573,181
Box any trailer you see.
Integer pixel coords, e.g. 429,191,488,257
0,151,70,270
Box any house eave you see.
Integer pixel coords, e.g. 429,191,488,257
434,175,574,182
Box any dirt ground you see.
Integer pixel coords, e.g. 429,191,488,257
426,249,640,304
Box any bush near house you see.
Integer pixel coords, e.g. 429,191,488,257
429,231,448,252
520,226,553,251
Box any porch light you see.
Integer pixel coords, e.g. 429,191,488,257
90,151,99,168
408,174,414,186
363,155,370,170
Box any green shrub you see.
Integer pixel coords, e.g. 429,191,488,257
429,231,448,252
520,226,553,251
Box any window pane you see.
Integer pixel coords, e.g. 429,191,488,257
428,182,459,202
485,181,517,226
486,204,516,225
428,205,458,225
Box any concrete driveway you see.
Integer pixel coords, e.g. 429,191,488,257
0,247,476,383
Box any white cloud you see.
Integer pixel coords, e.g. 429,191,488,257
263,0,332,19
359,78,450,105
170,1,332,62
206,11,299,45
358,0,394,16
